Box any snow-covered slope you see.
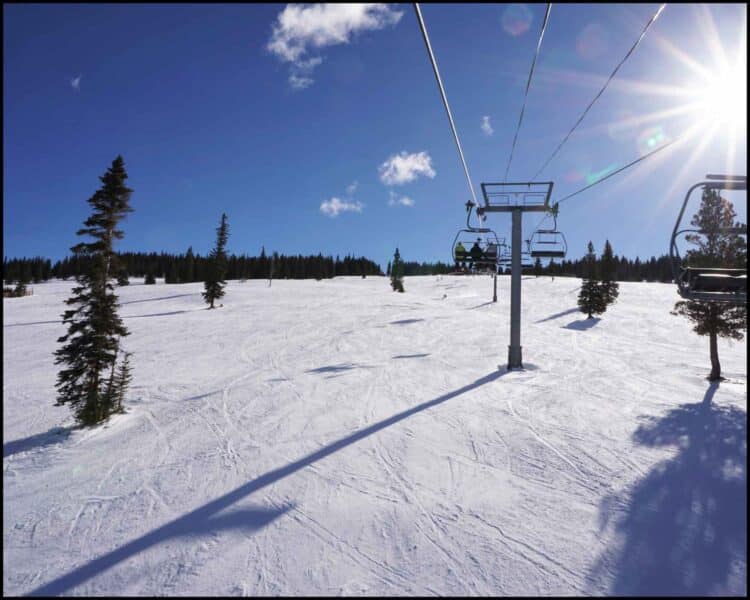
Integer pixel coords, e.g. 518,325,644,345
3,275,746,596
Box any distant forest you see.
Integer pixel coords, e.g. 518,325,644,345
4,250,677,285
3,249,382,284
395,254,675,282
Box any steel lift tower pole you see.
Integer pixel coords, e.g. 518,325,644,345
479,181,554,370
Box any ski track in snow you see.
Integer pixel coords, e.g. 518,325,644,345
3,276,746,596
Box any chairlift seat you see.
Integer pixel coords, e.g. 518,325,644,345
687,268,746,293
670,175,746,305
531,250,566,258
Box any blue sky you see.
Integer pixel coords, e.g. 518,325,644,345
3,3,746,271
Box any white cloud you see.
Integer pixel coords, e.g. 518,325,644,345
346,180,358,195
267,3,403,89
320,196,364,217
481,115,493,136
388,191,415,207
70,75,81,91
378,151,436,185
289,73,314,89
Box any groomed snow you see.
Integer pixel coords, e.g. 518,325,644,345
3,275,746,596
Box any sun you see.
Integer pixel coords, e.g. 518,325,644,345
692,62,747,128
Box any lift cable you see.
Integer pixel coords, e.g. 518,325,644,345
414,3,479,209
529,129,683,234
529,3,667,182
503,3,552,183
554,132,680,205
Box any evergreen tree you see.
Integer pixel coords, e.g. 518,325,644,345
577,241,606,318
113,351,133,413
671,188,747,380
144,269,156,285
533,257,542,278
600,239,620,306
390,247,404,292
165,260,180,284
183,246,195,282
203,213,229,308
116,268,129,286
386,261,391,277
14,280,27,297
54,156,134,426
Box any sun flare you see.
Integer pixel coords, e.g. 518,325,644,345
692,63,748,128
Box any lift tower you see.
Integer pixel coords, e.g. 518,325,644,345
478,182,554,369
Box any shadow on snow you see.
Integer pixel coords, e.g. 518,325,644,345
563,317,601,331
28,368,507,596
305,363,375,374
119,293,195,305
535,307,580,323
3,426,75,458
586,382,747,595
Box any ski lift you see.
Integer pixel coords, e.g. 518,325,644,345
529,203,567,259
452,200,506,271
521,241,534,269
669,174,747,304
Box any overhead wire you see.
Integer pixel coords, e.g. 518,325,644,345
529,3,667,182
529,131,685,238
503,3,552,183
414,3,479,209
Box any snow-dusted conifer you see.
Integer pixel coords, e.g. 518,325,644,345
390,248,404,292
671,188,747,380
577,241,606,318
203,213,229,308
600,239,619,306
54,155,133,426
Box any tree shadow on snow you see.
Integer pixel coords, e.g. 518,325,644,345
563,317,600,331
392,353,430,359
28,368,507,596
306,362,375,375
389,318,425,325
3,426,75,458
535,307,580,323
586,382,747,596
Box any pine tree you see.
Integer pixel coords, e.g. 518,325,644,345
183,246,195,282
166,261,180,284
600,239,619,306
671,187,747,380
113,351,133,413
54,155,134,426
577,241,606,318
390,248,404,292
533,256,542,278
116,268,129,286
144,268,156,285
203,213,229,308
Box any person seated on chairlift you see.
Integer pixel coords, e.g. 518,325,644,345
454,241,467,267
470,239,483,268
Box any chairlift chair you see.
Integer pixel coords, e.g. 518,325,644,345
452,200,506,271
669,174,747,304
529,205,568,259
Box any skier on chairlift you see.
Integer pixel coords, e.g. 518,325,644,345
470,238,483,270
